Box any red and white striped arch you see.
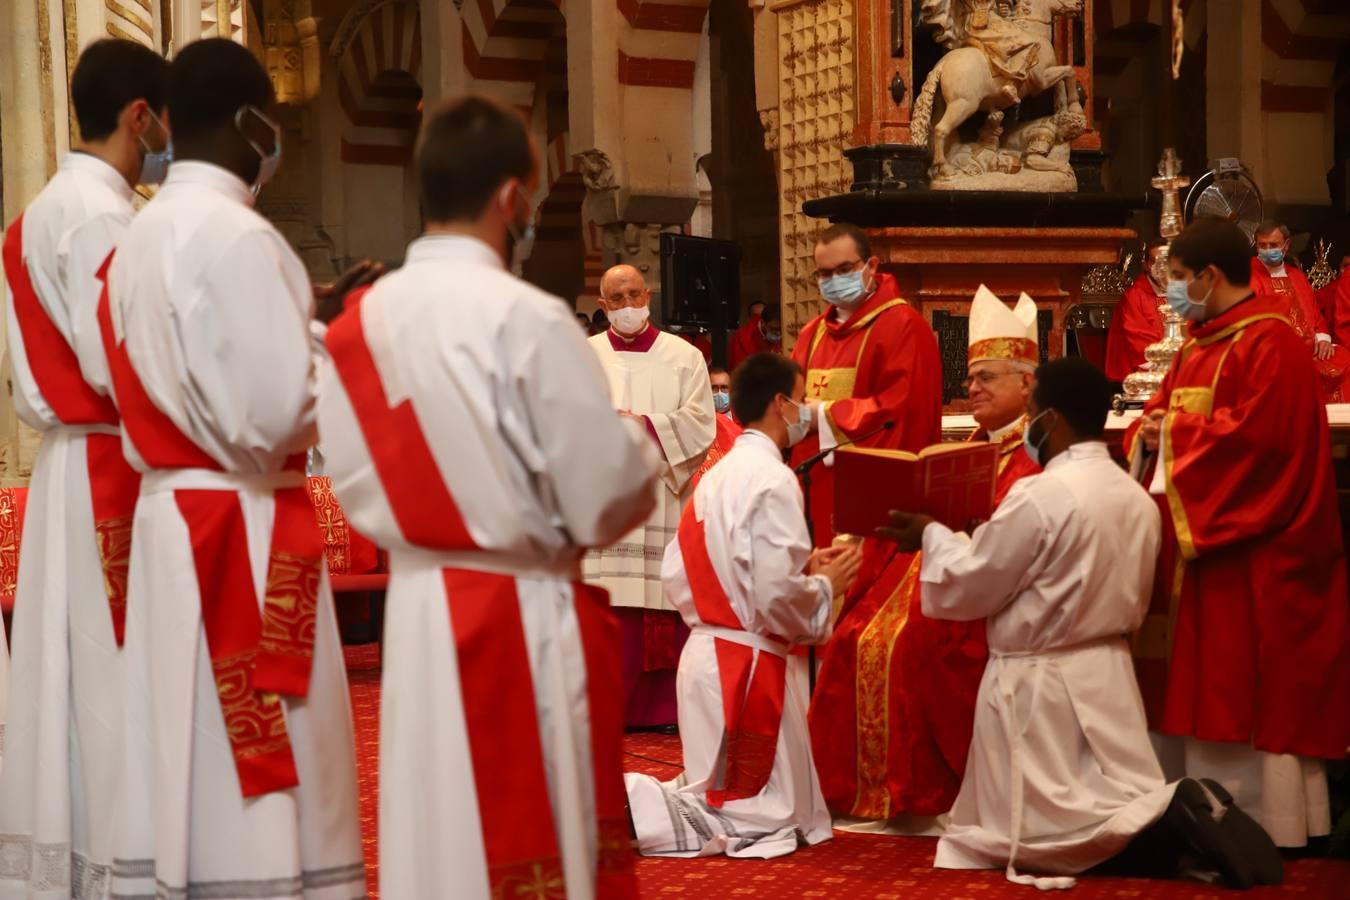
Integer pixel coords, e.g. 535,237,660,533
460,0,564,114
336,0,423,167
616,0,710,89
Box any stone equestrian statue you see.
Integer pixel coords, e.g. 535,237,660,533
910,0,1088,190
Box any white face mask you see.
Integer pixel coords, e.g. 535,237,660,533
235,104,282,197
607,304,650,335
785,397,813,447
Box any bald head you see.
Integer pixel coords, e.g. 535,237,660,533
598,264,652,337
600,264,643,297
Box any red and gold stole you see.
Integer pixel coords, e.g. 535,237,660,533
5,227,141,644
97,263,322,797
326,292,638,896
676,502,786,806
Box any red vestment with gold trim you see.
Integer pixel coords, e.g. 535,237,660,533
1250,260,1350,401
809,423,1040,818
1130,295,1350,759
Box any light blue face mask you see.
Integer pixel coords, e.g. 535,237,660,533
1166,274,1212,322
138,110,172,186
1023,409,1055,466
818,270,868,306
138,140,172,186
713,392,731,414
1258,248,1285,267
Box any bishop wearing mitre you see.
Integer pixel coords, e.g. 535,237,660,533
584,264,716,727
811,286,1041,827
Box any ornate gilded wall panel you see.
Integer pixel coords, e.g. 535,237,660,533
773,0,854,346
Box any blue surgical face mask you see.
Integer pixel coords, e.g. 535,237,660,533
1258,248,1285,267
785,397,813,447
1023,409,1053,466
138,139,172,186
1166,273,1213,322
818,270,868,307
137,110,172,186
713,391,731,414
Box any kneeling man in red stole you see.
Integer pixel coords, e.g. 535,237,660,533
626,354,861,858
1132,216,1350,850
810,285,1041,828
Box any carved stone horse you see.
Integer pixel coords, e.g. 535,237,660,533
911,0,1084,175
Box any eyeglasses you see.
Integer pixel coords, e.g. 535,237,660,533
812,259,864,281
602,289,648,306
962,369,1022,392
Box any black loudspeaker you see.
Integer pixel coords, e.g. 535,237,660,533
660,234,740,368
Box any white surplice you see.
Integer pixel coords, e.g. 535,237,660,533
0,152,134,899
626,430,834,859
104,161,364,900
920,442,1175,888
582,328,714,609
316,234,658,899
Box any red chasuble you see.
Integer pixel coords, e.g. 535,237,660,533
728,317,782,371
1316,276,1343,340
1131,295,1350,759
790,274,943,547
1250,259,1350,401
809,421,1039,819
1327,274,1350,347
1104,274,1164,382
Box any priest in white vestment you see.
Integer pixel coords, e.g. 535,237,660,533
0,39,169,898
101,41,364,900
317,96,657,899
880,358,1282,891
626,353,861,858
584,264,715,727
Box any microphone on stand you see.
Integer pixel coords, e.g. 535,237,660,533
793,419,896,476
795,418,894,698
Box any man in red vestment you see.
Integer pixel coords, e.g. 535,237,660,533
1249,220,1350,401
728,303,783,371
1132,217,1350,849
1105,242,1167,381
810,286,1040,826
791,223,943,547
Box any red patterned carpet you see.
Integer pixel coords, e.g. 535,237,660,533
344,644,1349,898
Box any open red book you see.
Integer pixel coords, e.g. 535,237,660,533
832,442,1000,536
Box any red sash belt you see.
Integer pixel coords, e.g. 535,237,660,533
85,434,140,646
2,222,142,643
175,476,323,798
676,503,786,806
96,253,324,796
444,570,636,898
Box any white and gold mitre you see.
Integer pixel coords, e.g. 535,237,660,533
968,285,1038,367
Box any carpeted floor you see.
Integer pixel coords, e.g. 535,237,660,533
343,644,1349,898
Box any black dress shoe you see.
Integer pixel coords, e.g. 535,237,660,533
1163,778,1283,890
1197,778,1284,885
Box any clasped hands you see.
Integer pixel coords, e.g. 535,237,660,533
808,544,862,596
